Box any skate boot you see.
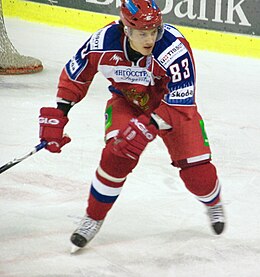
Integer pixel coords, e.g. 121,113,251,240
206,202,225,235
70,214,104,253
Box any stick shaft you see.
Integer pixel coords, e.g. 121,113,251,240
0,141,47,174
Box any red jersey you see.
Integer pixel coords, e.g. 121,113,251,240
57,21,196,116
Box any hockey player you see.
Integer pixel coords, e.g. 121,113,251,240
38,0,225,253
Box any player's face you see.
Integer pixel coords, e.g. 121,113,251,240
128,28,158,56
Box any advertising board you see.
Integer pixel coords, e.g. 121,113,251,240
26,0,259,36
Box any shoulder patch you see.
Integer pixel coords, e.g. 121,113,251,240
90,26,110,50
158,39,187,69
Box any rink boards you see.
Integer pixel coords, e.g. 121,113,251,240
2,0,260,59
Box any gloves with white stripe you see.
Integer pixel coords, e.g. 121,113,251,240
39,107,71,153
112,115,158,160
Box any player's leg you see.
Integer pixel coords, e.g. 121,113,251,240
87,95,142,220
178,162,224,234
71,95,142,251
157,105,225,234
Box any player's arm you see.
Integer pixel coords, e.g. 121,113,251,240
163,49,196,107
154,37,197,126
39,36,100,153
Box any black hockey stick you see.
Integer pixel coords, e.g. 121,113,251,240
0,140,48,174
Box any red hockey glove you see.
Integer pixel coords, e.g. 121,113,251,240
39,107,71,153
112,115,158,160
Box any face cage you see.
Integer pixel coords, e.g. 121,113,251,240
124,24,164,42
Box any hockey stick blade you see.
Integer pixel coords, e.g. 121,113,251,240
0,141,48,174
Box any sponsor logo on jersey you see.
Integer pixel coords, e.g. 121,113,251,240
114,68,150,84
69,55,80,75
169,85,194,100
158,40,187,68
66,53,87,81
110,54,123,65
90,28,106,50
99,65,152,85
115,68,148,78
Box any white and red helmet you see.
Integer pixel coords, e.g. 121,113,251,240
120,0,164,40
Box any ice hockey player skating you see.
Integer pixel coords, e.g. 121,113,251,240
38,0,225,254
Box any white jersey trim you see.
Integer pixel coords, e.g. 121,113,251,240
187,154,211,164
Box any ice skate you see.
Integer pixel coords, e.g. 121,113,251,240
206,202,225,235
70,214,104,253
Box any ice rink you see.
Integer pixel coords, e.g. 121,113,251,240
1,18,260,277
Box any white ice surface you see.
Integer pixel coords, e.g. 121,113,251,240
1,18,260,277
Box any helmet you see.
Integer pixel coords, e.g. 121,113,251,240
120,0,163,30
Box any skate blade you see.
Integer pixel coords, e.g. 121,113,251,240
70,244,81,254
